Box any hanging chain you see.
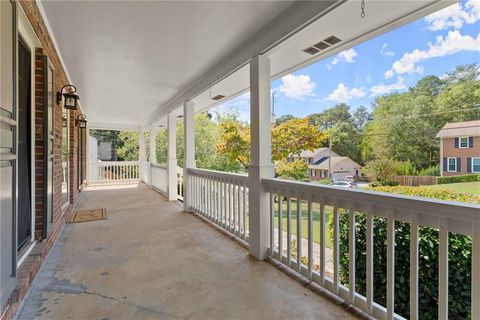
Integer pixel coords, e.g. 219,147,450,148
361,0,366,19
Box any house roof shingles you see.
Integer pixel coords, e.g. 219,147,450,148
436,120,480,138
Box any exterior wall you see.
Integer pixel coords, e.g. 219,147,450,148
441,136,479,176
1,2,85,319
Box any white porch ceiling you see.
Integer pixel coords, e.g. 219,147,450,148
40,0,453,130
40,0,296,129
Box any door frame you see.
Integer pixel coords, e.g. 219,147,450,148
16,4,41,266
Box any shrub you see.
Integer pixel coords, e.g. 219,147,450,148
394,160,418,176
364,158,397,185
418,165,440,177
437,174,480,185
339,187,479,319
275,159,309,181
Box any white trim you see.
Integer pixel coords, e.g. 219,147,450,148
447,157,457,173
17,241,37,268
472,157,480,173
459,136,470,148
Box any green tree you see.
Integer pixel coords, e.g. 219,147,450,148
364,64,480,170
116,131,139,161
217,117,327,175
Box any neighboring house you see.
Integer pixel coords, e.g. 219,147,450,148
289,148,361,181
288,147,339,165
308,156,362,181
436,120,480,176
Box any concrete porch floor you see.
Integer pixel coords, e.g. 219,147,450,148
17,183,355,320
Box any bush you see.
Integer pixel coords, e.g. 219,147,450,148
437,174,480,185
418,165,440,177
364,158,397,185
275,159,309,181
394,160,418,176
339,187,479,319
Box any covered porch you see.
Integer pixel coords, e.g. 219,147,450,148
17,184,355,320
3,1,479,320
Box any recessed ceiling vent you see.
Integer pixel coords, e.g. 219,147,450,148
303,35,342,55
303,47,320,55
211,94,226,101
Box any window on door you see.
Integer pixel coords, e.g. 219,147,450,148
62,108,69,206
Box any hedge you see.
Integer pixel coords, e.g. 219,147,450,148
437,174,480,185
338,186,479,319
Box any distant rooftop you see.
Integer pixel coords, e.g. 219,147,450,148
436,120,480,138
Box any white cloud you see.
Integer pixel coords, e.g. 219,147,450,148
325,83,365,103
424,0,480,31
384,30,480,79
327,48,358,69
277,74,315,100
370,77,406,96
380,43,395,56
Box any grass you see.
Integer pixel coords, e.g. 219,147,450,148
426,181,480,195
272,199,334,249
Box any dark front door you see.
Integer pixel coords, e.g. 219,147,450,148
17,37,32,250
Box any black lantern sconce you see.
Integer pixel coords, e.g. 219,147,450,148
62,114,68,128
76,114,88,129
57,84,80,110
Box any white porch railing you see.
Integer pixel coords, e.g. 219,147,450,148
88,161,140,185
177,166,184,201
263,178,480,320
151,163,168,194
188,168,249,241
150,164,184,201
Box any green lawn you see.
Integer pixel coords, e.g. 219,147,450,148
272,200,334,249
426,181,480,195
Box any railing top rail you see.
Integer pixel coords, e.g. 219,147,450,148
151,163,168,169
90,161,140,165
263,178,480,225
188,168,248,183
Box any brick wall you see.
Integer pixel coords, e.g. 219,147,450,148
441,136,480,176
1,2,86,319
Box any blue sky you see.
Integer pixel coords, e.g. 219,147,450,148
214,0,480,122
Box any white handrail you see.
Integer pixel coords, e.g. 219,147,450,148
262,177,480,320
188,168,249,241
88,161,140,185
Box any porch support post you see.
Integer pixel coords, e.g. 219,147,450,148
139,129,148,184
149,124,157,164
183,100,195,212
248,54,274,260
167,112,177,201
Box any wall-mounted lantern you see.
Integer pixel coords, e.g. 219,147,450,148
76,114,87,129
57,84,80,110
62,114,68,128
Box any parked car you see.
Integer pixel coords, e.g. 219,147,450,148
329,180,358,189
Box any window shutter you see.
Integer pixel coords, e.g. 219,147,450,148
467,157,472,173
443,158,447,172
469,137,473,148
457,157,461,172
454,138,459,148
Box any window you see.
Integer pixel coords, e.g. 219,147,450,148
460,136,469,148
62,108,69,206
473,158,480,173
447,157,457,172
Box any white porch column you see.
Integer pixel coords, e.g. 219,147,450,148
139,129,147,184
149,124,157,164
183,100,196,212
167,112,178,201
248,54,274,260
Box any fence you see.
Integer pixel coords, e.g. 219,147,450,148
88,161,140,185
389,175,437,186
